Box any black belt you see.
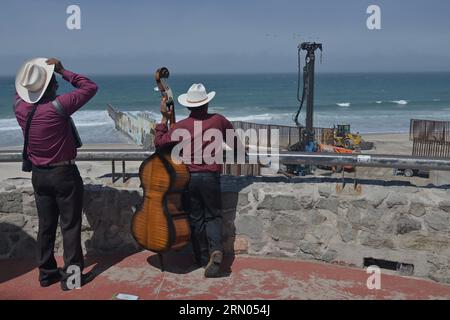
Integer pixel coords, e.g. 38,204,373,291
33,160,76,170
190,172,220,177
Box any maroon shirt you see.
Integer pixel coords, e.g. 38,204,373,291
155,108,234,173
14,70,98,166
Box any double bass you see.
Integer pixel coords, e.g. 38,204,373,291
131,67,191,268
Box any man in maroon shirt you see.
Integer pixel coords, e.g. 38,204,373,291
14,58,98,290
155,83,235,278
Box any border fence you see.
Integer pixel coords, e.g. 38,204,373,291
410,119,450,158
230,121,332,150
227,122,333,176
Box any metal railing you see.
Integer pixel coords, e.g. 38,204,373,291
276,152,450,171
3,149,450,181
0,149,152,183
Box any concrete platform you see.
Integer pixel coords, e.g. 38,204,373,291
1,252,450,300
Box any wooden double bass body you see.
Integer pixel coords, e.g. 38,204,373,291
131,67,191,254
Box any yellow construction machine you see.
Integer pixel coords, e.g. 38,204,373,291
332,124,362,150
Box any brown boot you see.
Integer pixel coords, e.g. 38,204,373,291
204,251,223,278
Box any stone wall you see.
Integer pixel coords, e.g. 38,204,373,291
0,181,143,259
1,176,450,283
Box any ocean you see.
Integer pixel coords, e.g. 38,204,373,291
1,72,450,147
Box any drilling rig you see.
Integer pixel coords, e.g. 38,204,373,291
291,42,323,153
287,42,322,175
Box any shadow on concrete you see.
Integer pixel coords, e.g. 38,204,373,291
146,250,200,274
220,174,450,191
97,173,140,183
84,252,136,279
145,249,234,278
0,223,37,284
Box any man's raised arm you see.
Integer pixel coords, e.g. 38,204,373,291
47,58,98,116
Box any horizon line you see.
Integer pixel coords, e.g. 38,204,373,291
2,70,450,77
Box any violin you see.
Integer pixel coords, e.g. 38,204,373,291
131,67,191,268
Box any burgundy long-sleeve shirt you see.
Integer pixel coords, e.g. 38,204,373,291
155,109,234,173
14,70,98,166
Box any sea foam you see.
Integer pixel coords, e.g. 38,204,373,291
228,113,291,122
392,100,408,105
0,118,20,131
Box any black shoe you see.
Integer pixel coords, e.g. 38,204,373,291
204,251,223,278
60,271,95,291
40,273,62,288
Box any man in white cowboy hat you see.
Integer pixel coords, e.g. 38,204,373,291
155,83,235,278
14,58,98,290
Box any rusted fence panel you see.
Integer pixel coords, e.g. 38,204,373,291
410,119,450,142
410,119,450,158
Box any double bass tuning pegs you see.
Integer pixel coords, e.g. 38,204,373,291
158,67,170,79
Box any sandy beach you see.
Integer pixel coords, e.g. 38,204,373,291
363,133,412,155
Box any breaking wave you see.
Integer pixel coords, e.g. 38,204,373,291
392,100,408,105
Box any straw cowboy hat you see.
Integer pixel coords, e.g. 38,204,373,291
15,58,55,104
178,83,216,108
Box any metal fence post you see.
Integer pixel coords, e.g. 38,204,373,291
112,160,115,183
122,161,126,183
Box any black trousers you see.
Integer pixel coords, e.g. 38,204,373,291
187,172,223,265
31,165,84,284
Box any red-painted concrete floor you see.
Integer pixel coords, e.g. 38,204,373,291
1,252,450,300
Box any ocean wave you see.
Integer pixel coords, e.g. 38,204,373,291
71,110,116,127
227,113,291,122
392,100,408,105
375,101,383,104
0,118,20,131
0,110,116,132
337,102,350,107
0,126,20,131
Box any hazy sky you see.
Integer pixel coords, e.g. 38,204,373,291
1,0,450,75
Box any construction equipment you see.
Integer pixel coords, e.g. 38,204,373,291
288,42,323,175
318,143,355,172
292,42,323,152
317,143,360,193
393,168,418,177
287,42,369,181
333,124,362,150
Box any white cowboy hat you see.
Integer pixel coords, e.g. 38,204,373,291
15,58,55,104
177,83,216,108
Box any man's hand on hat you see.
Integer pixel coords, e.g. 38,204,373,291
46,58,65,75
